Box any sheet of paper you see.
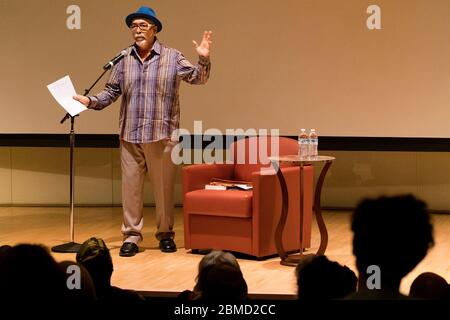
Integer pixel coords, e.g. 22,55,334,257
205,184,227,190
235,184,253,190
47,75,87,117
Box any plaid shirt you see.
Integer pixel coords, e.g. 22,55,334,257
89,40,211,143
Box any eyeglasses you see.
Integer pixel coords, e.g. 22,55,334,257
129,23,153,31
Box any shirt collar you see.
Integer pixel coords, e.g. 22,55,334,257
152,38,161,55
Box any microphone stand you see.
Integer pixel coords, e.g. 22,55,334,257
51,68,110,253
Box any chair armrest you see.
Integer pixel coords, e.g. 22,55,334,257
251,166,314,256
252,165,314,221
182,163,235,193
251,166,302,220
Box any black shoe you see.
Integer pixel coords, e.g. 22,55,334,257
119,242,139,257
159,239,177,253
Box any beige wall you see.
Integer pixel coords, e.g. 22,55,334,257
0,147,181,206
0,147,449,211
1,0,449,138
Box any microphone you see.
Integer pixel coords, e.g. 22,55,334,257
103,50,127,70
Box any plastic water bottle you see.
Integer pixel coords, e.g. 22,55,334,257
298,128,309,159
308,129,318,159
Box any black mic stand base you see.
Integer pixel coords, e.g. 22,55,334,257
51,242,81,253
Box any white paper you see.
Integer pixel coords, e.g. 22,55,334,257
205,184,227,190
235,184,253,190
47,75,87,117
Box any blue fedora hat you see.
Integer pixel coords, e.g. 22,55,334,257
125,6,162,33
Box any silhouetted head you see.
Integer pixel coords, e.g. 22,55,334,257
76,237,113,291
352,194,434,289
409,272,449,300
198,262,248,302
194,250,247,301
296,255,357,300
197,250,241,271
0,244,69,303
0,245,12,264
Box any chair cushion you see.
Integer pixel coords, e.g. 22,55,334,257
184,189,253,218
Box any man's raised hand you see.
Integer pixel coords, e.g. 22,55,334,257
193,31,212,57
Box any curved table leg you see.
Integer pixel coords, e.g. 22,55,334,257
271,159,334,266
272,160,289,260
272,161,314,266
315,160,332,255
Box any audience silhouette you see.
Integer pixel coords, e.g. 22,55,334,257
409,272,449,300
0,194,446,306
0,245,12,264
348,194,434,299
296,254,357,300
179,250,248,301
76,237,144,302
0,244,70,303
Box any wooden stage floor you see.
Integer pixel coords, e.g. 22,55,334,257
0,206,448,297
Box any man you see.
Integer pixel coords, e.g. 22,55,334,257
74,6,212,256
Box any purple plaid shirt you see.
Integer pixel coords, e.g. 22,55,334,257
89,40,211,143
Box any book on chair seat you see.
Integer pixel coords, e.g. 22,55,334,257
204,178,253,191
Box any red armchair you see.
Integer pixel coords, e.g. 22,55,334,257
182,136,313,258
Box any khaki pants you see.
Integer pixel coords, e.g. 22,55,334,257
120,139,177,244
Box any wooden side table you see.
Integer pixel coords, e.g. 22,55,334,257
269,155,335,266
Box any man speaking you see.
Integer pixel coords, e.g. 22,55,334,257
74,6,212,256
